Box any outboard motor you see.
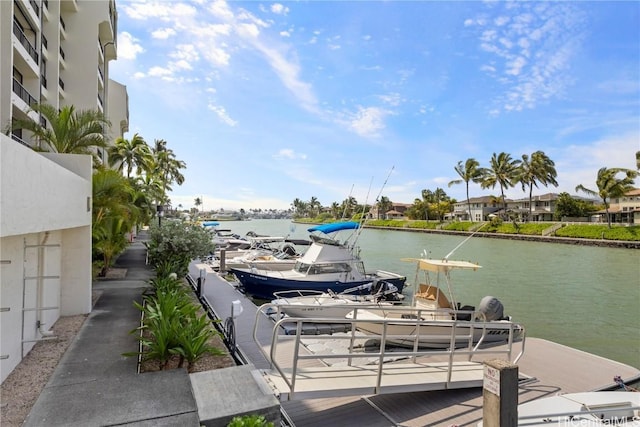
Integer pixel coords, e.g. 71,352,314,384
281,244,297,257
478,296,504,321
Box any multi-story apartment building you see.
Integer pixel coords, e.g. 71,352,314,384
1,0,127,382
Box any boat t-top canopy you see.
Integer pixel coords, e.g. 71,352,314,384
307,221,360,234
402,258,482,273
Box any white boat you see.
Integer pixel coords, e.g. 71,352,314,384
269,281,405,319
230,221,407,300
346,256,524,349
221,236,309,271
515,391,640,426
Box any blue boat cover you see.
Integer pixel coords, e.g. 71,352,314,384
202,221,220,227
307,221,360,234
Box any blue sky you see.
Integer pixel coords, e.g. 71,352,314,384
110,0,639,211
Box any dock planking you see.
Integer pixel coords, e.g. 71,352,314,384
188,262,640,427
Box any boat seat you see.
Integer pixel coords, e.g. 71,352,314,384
415,284,452,309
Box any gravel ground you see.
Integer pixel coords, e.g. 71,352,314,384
0,313,88,427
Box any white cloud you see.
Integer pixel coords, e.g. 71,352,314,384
151,28,176,39
117,32,145,60
273,149,307,160
147,66,172,77
170,45,200,62
271,3,290,15
207,103,238,126
379,93,402,107
122,2,197,21
471,2,586,114
349,107,388,138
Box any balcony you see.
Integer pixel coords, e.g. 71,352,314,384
13,78,37,106
13,21,39,64
29,0,40,17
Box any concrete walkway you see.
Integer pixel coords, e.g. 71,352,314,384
23,232,201,426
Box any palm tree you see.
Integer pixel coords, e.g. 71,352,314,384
480,152,521,217
150,139,186,205
194,197,202,213
330,202,341,219
108,133,151,178
377,196,393,219
309,196,321,217
517,151,558,221
575,167,638,228
448,159,483,222
8,103,110,157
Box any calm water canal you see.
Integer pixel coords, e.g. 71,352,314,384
216,219,640,369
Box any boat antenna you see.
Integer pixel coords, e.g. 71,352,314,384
354,166,394,244
341,184,355,221
443,222,487,260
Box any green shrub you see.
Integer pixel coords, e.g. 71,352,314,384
227,414,274,427
555,225,640,241
147,221,215,275
442,222,474,231
172,312,225,371
128,289,196,370
405,220,439,229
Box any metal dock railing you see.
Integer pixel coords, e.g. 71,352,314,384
254,303,526,401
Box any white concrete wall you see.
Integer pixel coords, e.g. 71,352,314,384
1,139,92,237
1,136,92,383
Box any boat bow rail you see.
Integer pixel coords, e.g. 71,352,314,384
253,303,526,401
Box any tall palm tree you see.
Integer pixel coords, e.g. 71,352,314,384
575,167,638,228
108,133,151,178
150,139,186,206
377,196,393,219
9,103,110,157
517,151,558,221
330,202,341,219
480,152,521,217
194,197,202,213
309,196,321,217
448,158,483,222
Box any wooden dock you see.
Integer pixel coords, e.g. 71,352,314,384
188,262,640,427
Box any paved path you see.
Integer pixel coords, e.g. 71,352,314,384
23,232,201,427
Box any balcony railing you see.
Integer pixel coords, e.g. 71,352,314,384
29,0,40,16
12,78,37,106
59,77,65,90
59,47,65,60
13,21,39,64
60,16,66,31
11,133,31,148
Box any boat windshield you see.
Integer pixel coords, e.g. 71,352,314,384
293,262,352,275
354,261,366,275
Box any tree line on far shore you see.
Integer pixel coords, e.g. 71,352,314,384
291,151,639,229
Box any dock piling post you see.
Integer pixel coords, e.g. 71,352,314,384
482,359,518,427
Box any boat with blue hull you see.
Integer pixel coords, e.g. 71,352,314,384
230,221,407,300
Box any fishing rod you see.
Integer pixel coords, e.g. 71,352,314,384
353,165,395,244
443,222,488,260
341,184,355,221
